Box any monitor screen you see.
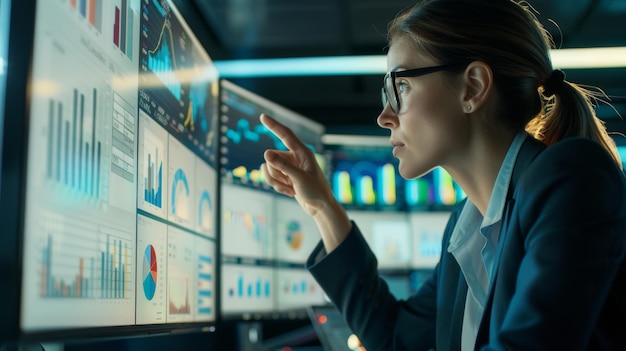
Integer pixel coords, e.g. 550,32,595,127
409,212,451,269
324,134,465,212
219,79,325,319
137,0,219,326
346,210,412,270
325,135,405,212
19,0,218,339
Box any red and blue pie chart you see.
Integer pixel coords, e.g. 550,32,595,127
142,244,158,301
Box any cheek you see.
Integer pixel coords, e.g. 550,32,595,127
401,90,465,165
405,92,458,141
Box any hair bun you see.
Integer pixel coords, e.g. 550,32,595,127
542,69,565,97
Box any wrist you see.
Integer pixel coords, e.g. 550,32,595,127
312,198,352,253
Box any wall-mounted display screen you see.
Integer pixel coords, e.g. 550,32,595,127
18,0,219,338
219,80,326,319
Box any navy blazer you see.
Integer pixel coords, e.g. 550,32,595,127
307,136,626,350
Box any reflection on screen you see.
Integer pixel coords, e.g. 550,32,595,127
20,0,218,333
219,80,326,318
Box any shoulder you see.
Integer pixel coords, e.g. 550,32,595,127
526,137,621,180
517,137,626,215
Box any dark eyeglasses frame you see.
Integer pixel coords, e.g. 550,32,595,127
382,64,467,114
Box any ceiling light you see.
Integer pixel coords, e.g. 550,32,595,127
214,47,626,78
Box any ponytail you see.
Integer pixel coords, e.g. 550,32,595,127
526,71,623,169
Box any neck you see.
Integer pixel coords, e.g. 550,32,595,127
445,127,517,215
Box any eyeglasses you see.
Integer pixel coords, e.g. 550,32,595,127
382,64,467,114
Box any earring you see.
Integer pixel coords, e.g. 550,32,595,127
466,105,472,112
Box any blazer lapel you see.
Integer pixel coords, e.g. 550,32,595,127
475,136,545,345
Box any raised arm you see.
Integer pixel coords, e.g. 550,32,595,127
260,113,352,253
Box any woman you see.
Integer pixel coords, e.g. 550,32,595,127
260,0,626,349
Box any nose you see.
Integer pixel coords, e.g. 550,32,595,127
377,103,398,130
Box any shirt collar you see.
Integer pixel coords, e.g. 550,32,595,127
448,131,528,251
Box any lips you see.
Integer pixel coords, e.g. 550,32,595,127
390,139,405,156
390,140,404,147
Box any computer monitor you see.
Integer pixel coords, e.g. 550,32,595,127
137,0,219,327
324,134,406,212
12,0,218,341
324,134,465,212
346,210,412,270
409,211,451,269
219,79,326,320
323,134,456,306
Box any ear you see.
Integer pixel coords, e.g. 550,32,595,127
461,61,493,113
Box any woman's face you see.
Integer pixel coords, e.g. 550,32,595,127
377,37,469,179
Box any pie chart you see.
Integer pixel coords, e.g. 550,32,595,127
142,244,158,301
286,220,303,250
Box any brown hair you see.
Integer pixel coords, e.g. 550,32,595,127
387,0,622,167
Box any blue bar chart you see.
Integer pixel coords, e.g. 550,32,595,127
44,88,107,202
137,112,168,219
195,236,216,321
142,125,164,208
221,264,275,314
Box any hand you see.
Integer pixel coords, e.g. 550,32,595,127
260,113,336,217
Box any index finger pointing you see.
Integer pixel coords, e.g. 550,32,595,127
260,113,307,152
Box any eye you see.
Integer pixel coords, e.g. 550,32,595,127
396,80,409,94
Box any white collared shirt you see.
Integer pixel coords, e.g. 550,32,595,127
447,132,528,351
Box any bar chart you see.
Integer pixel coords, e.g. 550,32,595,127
44,87,109,203
137,112,169,218
112,0,135,59
221,264,275,314
331,160,397,207
276,268,325,311
39,216,135,299
69,0,103,33
195,236,216,321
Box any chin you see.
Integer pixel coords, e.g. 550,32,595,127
398,161,432,180
397,164,417,180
